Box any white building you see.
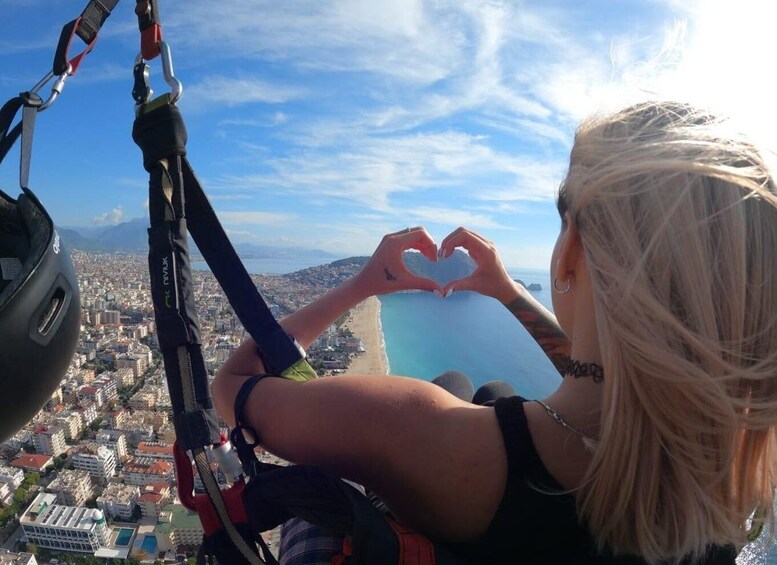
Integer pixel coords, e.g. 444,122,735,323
21,493,109,553
96,483,140,520
0,548,38,564
46,470,93,507
95,431,129,462
155,504,204,553
54,412,85,442
0,466,24,490
32,426,67,457
71,445,116,481
122,457,174,487
113,368,135,389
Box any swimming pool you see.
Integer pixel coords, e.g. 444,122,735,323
115,528,134,547
141,534,158,554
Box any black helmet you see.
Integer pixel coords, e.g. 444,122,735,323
0,186,80,442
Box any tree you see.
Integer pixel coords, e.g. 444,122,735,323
25,543,37,555
22,472,40,488
12,488,28,505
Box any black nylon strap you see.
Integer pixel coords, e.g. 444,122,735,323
135,0,162,31
19,95,42,189
0,97,24,166
133,102,305,375
53,0,119,75
76,0,119,44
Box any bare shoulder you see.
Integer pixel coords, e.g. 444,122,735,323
245,374,510,541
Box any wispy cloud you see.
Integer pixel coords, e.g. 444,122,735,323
93,206,124,226
182,76,306,110
217,210,294,225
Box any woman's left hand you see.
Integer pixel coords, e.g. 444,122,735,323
353,227,442,297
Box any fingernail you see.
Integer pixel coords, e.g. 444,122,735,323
445,289,453,298
433,290,443,298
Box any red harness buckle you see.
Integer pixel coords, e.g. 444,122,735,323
173,441,250,536
141,23,163,60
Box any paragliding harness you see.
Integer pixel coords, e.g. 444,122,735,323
2,2,467,563
130,3,470,564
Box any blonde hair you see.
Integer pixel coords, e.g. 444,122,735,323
561,101,777,562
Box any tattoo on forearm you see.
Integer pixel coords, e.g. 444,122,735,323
384,268,397,281
505,295,571,375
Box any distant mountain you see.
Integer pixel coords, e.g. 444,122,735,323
61,218,336,259
403,250,475,285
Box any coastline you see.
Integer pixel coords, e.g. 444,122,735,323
342,296,389,376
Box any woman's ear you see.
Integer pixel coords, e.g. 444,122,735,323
555,213,583,283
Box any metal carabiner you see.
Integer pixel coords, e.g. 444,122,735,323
133,40,183,106
29,64,72,112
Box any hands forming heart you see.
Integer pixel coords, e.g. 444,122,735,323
355,226,521,306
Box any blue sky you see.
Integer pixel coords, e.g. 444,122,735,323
1,0,775,269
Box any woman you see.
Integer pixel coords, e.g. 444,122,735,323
211,101,777,564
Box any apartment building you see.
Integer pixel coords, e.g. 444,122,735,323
21,493,109,553
96,483,140,520
46,470,93,507
71,445,116,482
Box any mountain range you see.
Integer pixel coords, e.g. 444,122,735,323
60,218,336,259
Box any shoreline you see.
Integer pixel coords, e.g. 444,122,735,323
342,296,389,376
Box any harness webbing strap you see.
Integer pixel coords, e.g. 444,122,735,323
386,517,436,565
52,0,119,76
134,102,305,375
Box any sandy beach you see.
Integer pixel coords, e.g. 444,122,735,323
342,296,389,376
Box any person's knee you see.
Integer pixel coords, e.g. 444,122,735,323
431,370,474,402
473,381,516,406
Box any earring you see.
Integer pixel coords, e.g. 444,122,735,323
553,277,571,294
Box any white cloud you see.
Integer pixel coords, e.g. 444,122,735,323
93,206,124,226
182,76,306,110
217,210,294,225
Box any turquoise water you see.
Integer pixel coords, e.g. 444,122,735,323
379,268,561,400
115,528,134,546
141,534,158,554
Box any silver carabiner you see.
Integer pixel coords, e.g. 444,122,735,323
159,41,183,104
29,64,72,112
134,41,183,106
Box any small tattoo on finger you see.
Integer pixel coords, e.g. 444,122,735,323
384,268,397,281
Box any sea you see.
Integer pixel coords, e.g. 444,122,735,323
193,257,774,563
378,267,560,399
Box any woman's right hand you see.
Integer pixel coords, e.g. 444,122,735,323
353,226,442,298
439,227,521,304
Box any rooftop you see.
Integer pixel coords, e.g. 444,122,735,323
155,503,202,533
21,493,106,530
10,453,53,470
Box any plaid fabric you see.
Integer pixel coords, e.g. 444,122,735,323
279,517,344,565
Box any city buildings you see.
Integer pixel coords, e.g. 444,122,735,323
21,493,110,553
46,469,93,507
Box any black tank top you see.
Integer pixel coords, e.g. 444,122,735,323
448,396,737,564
